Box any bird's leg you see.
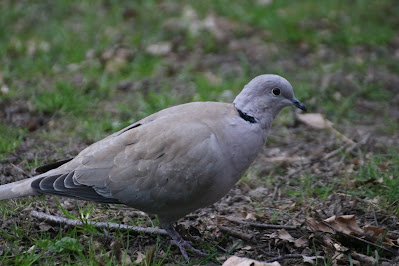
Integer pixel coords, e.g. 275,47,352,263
164,225,208,259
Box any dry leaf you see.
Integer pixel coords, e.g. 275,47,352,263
302,255,324,264
294,235,309,248
120,251,132,264
364,226,398,247
333,242,349,252
296,113,333,129
135,251,146,264
279,202,296,210
306,217,334,233
245,212,257,220
277,229,295,242
222,256,281,266
325,215,364,235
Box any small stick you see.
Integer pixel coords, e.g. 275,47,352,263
272,181,280,201
217,225,253,241
285,200,313,226
10,163,32,177
265,253,310,263
372,209,379,227
30,211,168,235
217,215,298,230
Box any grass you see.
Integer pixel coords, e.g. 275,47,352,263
0,124,25,159
348,150,399,214
0,0,398,264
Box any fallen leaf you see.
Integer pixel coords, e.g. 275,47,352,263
325,215,364,235
277,229,295,242
364,226,398,247
306,217,334,233
294,235,308,248
302,255,324,264
120,251,132,264
296,113,333,129
333,242,349,252
135,251,146,264
245,212,257,220
222,256,281,266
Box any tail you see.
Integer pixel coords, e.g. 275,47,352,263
0,175,43,200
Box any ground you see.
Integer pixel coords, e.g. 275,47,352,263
0,1,399,265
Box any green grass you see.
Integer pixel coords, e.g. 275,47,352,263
346,150,399,214
194,0,398,46
0,124,25,159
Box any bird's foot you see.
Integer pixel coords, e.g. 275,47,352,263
169,239,208,260
164,225,208,260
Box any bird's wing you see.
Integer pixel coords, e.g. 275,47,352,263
32,102,238,212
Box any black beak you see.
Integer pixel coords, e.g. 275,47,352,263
292,98,307,112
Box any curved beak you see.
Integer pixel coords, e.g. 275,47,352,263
292,98,307,112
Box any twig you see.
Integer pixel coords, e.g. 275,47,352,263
285,200,313,226
350,251,378,265
272,181,281,201
322,143,351,161
327,126,356,146
30,211,167,235
217,225,253,241
217,215,298,230
372,209,379,227
265,253,308,263
0,156,19,164
345,133,370,154
10,163,32,177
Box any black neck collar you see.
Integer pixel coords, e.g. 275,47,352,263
237,108,256,124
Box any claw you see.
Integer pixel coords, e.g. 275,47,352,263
165,225,208,259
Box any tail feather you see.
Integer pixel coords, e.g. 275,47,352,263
0,176,43,200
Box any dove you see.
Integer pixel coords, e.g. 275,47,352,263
0,74,306,259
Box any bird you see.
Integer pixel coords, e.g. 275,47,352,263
0,74,306,259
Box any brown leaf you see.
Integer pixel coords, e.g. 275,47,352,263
325,215,364,236
294,235,309,248
364,226,398,247
245,212,258,221
306,217,334,233
222,256,281,266
277,229,295,242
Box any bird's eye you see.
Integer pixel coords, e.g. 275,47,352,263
271,88,281,96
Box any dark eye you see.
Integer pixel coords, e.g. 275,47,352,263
271,88,281,96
